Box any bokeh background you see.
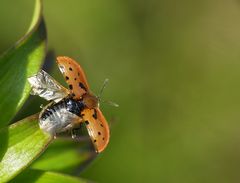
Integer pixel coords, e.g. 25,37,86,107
1,0,240,182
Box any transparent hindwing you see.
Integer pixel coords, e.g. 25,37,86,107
28,70,69,102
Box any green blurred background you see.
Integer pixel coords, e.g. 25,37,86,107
1,0,240,182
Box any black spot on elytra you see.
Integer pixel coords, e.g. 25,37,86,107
69,84,73,90
92,109,97,119
65,76,69,80
69,67,73,71
85,121,89,125
100,124,104,127
94,139,97,143
74,78,77,81
98,132,101,135
103,137,105,140
78,72,80,76
79,82,87,91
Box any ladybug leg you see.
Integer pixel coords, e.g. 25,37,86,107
71,128,78,139
70,127,90,142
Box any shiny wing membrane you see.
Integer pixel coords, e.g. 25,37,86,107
56,56,90,100
39,101,82,135
81,108,110,153
28,70,68,102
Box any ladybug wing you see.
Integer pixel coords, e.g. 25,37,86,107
81,108,110,153
56,56,90,100
39,101,82,135
28,70,69,102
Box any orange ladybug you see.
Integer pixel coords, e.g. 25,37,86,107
28,56,110,153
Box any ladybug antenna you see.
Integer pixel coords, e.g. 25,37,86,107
97,78,109,101
97,78,119,107
102,100,119,107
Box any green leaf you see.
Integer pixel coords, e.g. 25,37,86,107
0,114,53,182
9,169,87,183
0,0,47,128
31,139,96,173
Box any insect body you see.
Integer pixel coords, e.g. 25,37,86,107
28,56,110,153
39,97,85,134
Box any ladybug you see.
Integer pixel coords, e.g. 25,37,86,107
28,56,110,153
